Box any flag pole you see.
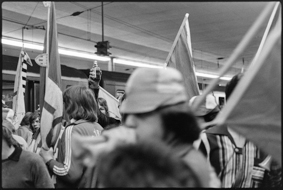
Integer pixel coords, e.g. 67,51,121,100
250,2,280,66
191,2,276,111
165,13,189,67
39,2,51,115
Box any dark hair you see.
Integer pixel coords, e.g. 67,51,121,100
97,140,201,187
203,107,219,122
63,85,98,122
225,73,243,101
20,112,33,126
159,103,201,144
2,120,20,147
98,97,109,117
29,111,39,133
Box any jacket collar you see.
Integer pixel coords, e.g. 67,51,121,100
205,124,241,148
205,123,229,135
66,119,90,127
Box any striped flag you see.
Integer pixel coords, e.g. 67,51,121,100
12,50,32,130
213,14,281,166
165,13,200,100
40,2,63,150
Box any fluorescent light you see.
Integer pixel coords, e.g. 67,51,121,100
2,39,43,50
1,38,232,80
2,38,110,61
114,58,163,68
195,72,232,81
58,49,110,61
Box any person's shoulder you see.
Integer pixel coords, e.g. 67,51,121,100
20,149,44,162
73,120,103,132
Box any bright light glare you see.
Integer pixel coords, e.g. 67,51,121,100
114,59,163,68
2,38,232,80
195,72,231,81
2,38,110,61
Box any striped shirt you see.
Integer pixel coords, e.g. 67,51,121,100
199,125,268,188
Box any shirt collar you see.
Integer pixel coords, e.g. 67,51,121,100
205,123,229,135
7,146,22,162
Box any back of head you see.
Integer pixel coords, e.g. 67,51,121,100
97,140,201,187
159,102,201,144
63,85,98,122
225,73,243,101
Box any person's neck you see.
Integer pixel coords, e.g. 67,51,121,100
227,127,246,148
2,144,15,160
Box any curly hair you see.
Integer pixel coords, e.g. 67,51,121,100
63,85,98,122
98,97,109,117
97,140,201,187
159,103,201,144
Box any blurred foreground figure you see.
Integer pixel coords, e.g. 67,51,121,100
2,122,54,188
73,67,220,188
97,140,201,187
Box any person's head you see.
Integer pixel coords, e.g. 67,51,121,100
29,111,40,133
225,73,243,101
98,97,109,117
63,85,98,122
97,140,201,187
20,112,33,126
2,120,19,148
120,67,200,144
189,93,220,123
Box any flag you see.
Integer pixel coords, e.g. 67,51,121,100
165,13,200,99
12,50,32,130
214,15,281,166
40,2,63,150
98,86,121,120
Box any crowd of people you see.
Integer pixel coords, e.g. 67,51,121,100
2,65,281,188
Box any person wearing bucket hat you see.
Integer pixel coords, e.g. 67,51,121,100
72,67,221,187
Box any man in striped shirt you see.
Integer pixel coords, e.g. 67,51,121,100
198,73,271,188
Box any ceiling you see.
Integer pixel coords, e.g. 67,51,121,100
2,1,271,85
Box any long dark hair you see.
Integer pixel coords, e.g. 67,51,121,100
63,85,98,122
29,111,39,133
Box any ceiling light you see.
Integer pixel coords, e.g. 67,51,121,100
195,72,232,81
1,38,110,61
114,59,163,69
2,38,232,80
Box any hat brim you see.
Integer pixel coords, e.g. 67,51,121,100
120,91,187,114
